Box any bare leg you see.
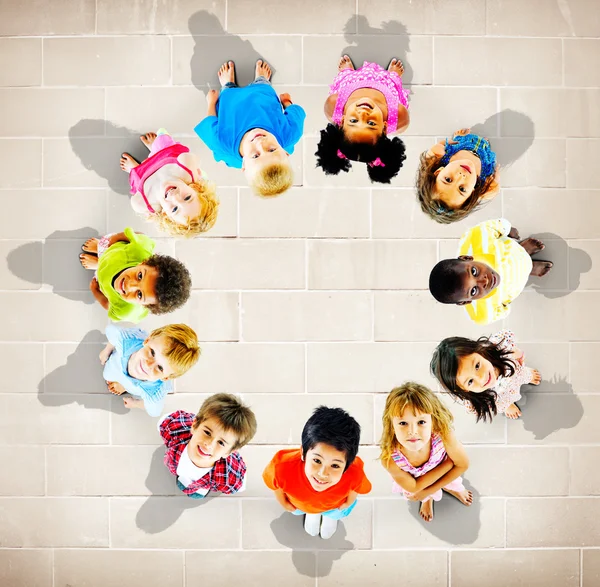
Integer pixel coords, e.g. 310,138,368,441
140,132,157,150
419,500,434,522
443,488,473,505
519,237,545,255
81,237,98,255
120,153,139,173
218,61,236,87
79,253,98,269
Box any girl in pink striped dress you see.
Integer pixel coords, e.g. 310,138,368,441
316,56,410,184
380,383,473,522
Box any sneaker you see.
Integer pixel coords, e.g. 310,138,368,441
320,516,338,539
304,513,321,536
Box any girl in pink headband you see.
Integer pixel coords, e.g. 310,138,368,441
316,56,410,184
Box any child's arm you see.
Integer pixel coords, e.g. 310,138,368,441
324,94,337,122
90,277,109,310
390,105,410,135
206,89,219,117
339,489,358,509
382,455,454,493
279,93,293,109
273,488,297,512
410,432,469,501
99,342,114,365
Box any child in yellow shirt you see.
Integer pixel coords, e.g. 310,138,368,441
428,218,553,325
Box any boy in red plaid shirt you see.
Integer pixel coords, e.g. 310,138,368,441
158,393,257,498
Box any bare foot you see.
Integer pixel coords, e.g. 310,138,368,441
338,54,355,71
444,488,473,505
120,153,139,173
140,132,157,150
107,381,126,395
81,237,98,255
79,253,98,269
388,58,405,77
255,59,272,81
530,369,542,385
504,403,522,420
218,61,235,87
530,260,553,277
520,237,545,255
419,500,433,522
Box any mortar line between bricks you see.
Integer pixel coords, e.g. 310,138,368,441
580,548,584,587
447,549,451,587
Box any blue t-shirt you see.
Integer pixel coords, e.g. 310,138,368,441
194,84,306,169
103,324,172,417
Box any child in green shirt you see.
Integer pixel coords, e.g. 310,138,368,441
79,227,191,323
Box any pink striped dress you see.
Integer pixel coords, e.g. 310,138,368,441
391,433,464,502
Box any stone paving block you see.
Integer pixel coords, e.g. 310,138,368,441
0,550,52,587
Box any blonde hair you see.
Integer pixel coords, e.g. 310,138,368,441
250,162,294,197
149,323,200,377
379,382,454,466
193,393,257,451
152,180,219,237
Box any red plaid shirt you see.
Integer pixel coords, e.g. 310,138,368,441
159,410,246,495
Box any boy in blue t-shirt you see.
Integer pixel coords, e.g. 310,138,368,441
194,59,306,197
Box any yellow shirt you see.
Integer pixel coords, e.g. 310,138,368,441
458,218,532,325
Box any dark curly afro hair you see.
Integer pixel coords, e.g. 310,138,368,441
315,123,406,184
144,254,191,315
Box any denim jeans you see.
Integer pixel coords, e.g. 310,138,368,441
291,499,357,520
222,76,271,90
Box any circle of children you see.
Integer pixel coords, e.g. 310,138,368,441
80,57,553,537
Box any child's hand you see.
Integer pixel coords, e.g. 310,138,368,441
90,277,101,293
407,491,425,501
123,397,143,409
99,346,113,365
453,128,471,137
530,369,542,385
207,89,219,105
279,93,292,107
508,226,521,240
107,381,127,395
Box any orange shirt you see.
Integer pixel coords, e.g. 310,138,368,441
262,448,372,514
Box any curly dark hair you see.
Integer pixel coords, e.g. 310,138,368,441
430,335,517,422
315,123,406,184
144,254,191,315
415,150,497,224
429,259,467,304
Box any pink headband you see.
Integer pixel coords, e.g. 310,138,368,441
337,150,385,168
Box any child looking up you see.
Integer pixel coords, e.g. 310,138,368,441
195,60,305,197
120,128,219,237
428,218,553,325
79,227,191,323
158,393,257,498
417,128,499,223
263,406,371,540
380,383,472,523
316,56,409,184
99,323,201,417
431,330,541,421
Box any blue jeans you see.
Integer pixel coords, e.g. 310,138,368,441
222,76,271,90
291,499,357,520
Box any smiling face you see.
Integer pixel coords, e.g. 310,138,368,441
393,408,433,453
113,264,159,306
453,257,501,304
342,98,386,144
303,442,347,492
159,179,202,225
240,129,289,176
127,333,177,382
456,352,499,393
187,416,240,468
434,159,479,209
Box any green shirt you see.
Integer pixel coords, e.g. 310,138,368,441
97,227,156,323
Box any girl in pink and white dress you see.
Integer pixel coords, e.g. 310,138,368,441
431,330,542,421
380,383,473,523
316,56,410,183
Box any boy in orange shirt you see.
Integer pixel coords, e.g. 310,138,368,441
263,406,372,539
